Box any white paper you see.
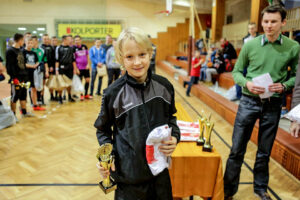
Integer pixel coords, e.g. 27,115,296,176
284,104,300,123
252,73,274,99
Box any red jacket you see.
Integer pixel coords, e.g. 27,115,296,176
190,57,201,77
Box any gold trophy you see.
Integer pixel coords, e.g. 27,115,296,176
11,81,31,89
202,121,214,152
96,143,117,194
196,116,206,146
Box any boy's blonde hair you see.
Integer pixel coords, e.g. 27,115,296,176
115,27,153,65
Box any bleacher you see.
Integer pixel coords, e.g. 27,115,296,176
157,51,300,180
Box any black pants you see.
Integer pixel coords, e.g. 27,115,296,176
108,68,121,86
185,76,199,95
224,95,282,196
115,169,173,200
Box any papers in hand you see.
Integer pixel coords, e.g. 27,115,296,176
252,73,274,99
284,104,300,123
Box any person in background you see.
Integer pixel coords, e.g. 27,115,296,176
148,35,157,74
23,37,44,111
290,58,300,138
204,49,225,86
183,50,204,96
6,33,34,119
74,35,92,100
22,32,32,50
51,36,58,50
41,34,56,101
89,38,106,96
106,40,121,86
233,23,259,101
0,56,5,82
220,38,237,72
32,35,49,106
55,35,77,104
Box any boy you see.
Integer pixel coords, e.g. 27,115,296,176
23,37,45,111
89,39,105,96
6,33,33,119
32,35,48,106
95,27,180,200
106,40,121,86
183,49,204,96
74,35,92,100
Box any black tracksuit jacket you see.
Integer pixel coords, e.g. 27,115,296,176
94,70,181,185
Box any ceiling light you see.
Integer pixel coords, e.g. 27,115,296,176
32,31,37,34
39,33,43,36
18,27,27,31
37,27,45,31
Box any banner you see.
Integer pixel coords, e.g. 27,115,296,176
57,24,122,38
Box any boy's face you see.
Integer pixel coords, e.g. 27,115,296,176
122,39,150,83
248,24,257,35
51,38,58,46
42,36,50,45
26,40,33,49
195,51,200,58
75,37,81,46
32,38,38,48
95,40,101,47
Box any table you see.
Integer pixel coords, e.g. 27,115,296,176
170,103,224,200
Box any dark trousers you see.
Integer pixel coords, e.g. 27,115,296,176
108,68,121,86
90,69,103,95
224,95,282,196
185,76,199,95
115,169,172,200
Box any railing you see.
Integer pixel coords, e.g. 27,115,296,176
222,20,249,49
283,7,300,32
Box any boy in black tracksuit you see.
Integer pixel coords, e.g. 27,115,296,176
95,27,180,200
6,33,30,117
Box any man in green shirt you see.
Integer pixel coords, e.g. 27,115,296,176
224,5,299,200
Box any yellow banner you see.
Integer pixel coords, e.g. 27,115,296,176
57,24,122,38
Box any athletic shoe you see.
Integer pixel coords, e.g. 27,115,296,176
33,106,46,111
254,191,272,200
183,81,188,88
50,96,56,101
14,115,19,123
80,95,84,101
58,97,63,104
22,112,35,118
96,93,102,96
85,95,93,99
69,98,76,102
72,94,79,99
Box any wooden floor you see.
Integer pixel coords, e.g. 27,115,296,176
0,70,300,200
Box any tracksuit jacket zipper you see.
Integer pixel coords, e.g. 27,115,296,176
141,82,151,132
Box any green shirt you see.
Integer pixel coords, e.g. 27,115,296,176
32,47,47,63
233,34,300,97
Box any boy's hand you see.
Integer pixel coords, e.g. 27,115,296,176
159,136,178,157
290,121,300,138
269,83,285,94
96,161,115,179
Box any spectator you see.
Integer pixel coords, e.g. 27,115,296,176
290,58,300,138
220,38,237,72
233,23,259,101
73,35,92,100
6,33,34,119
0,56,5,82
106,40,121,86
183,50,204,96
89,38,106,96
224,5,299,200
205,49,225,85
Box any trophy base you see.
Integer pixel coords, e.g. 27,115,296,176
202,145,213,152
196,138,205,146
99,180,117,194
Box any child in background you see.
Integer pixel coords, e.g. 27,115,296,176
205,49,225,85
95,27,180,200
183,50,204,96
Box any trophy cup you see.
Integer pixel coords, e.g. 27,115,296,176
196,116,206,146
96,143,117,194
202,121,214,152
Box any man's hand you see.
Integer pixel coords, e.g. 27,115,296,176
269,83,285,94
45,71,49,78
159,136,178,156
290,121,300,138
246,81,265,95
55,69,59,76
96,161,115,179
49,67,54,73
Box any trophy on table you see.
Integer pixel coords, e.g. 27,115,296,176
96,143,117,194
202,120,214,152
196,115,206,146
